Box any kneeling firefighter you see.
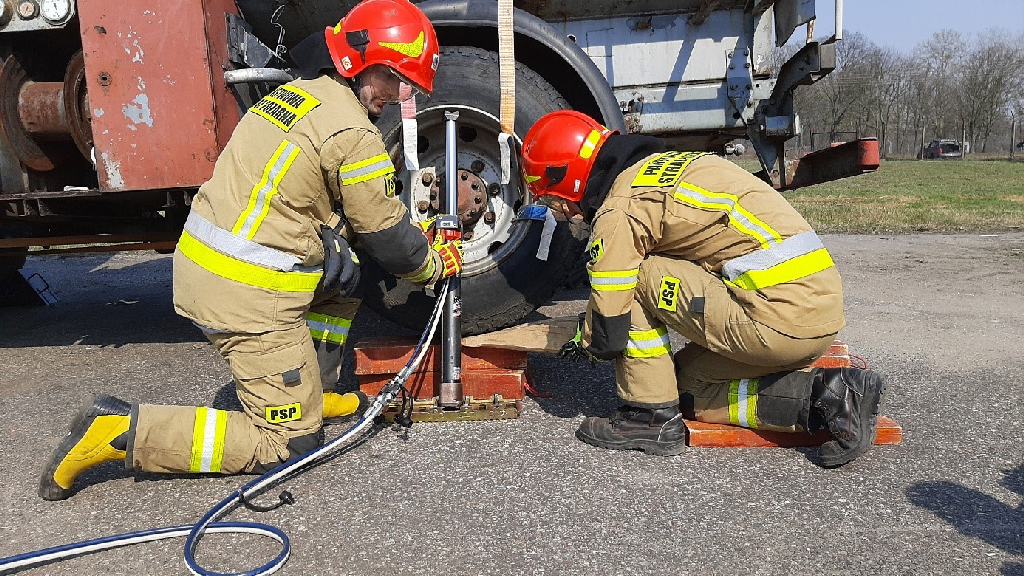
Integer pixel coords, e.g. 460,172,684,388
39,0,462,500
521,111,884,467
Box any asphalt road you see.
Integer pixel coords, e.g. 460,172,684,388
1,233,1023,575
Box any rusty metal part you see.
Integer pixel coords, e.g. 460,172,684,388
782,138,880,190
381,395,520,422
0,55,55,171
0,51,93,171
63,51,93,159
429,168,488,229
18,82,68,139
0,233,179,253
420,171,434,186
78,0,242,191
416,200,430,213
487,182,500,197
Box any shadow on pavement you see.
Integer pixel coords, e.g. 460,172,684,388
907,463,1024,574
0,254,202,348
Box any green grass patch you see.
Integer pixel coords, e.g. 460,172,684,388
784,159,1024,233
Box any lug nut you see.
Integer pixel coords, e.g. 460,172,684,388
470,160,485,174
460,171,469,181
416,201,430,213
421,172,434,186
483,211,496,224
463,230,474,241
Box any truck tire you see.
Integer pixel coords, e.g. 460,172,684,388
363,46,584,335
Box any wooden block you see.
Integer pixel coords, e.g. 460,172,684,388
683,416,902,447
353,337,527,375
358,368,527,400
810,340,851,369
461,316,580,354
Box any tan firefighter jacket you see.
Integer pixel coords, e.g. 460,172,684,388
582,151,845,356
174,74,442,333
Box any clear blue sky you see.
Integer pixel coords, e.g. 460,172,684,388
801,0,1024,52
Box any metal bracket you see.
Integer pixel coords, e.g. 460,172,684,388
226,13,285,69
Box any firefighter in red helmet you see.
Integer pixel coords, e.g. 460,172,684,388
40,0,459,500
521,110,884,467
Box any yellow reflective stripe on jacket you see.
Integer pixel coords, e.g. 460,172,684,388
588,268,639,291
232,140,301,238
623,326,671,358
728,378,758,429
722,231,835,291
673,181,782,248
190,407,228,473
178,230,322,292
407,256,436,284
339,153,395,186
306,311,352,345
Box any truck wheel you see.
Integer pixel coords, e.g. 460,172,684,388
364,46,583,335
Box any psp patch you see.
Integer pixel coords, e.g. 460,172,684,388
631,151,708,188
657,275,680,312
265,403,302,424
251,85,321,132
587,238,605,264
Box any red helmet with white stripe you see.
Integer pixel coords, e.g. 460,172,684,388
325,0,440,94
520,110,617,202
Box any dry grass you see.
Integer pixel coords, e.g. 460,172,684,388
783,159,1024,233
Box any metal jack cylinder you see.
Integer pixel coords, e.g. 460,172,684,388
439,110,463,408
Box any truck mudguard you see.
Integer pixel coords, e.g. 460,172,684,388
417,0,626,133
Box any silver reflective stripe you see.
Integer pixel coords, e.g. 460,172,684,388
735,379,753,428
184,211,319,273
198,408,219,472
339,155,393,185
721,231,825,282
236,141,300,238
674,183,779,246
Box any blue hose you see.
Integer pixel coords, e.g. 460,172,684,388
0,280,450,576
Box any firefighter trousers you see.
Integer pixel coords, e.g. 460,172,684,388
128,296,361,475
619,254,836,431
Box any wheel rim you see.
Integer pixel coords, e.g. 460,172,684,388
388,104,532,277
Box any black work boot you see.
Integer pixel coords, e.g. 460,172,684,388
576,405,687,456
809,368,885,468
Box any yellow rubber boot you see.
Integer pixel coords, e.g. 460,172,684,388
322,390,368,422
40,395,131,501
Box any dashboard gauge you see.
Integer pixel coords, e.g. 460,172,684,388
39,0,70,23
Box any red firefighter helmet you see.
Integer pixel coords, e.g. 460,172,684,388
325,0,440,94
520,110,617,202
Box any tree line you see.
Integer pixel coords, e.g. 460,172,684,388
783,28,1024,158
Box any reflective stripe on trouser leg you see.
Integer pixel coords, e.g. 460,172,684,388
616,300,678,408
674,342,826,432
308,298,360,390
128,326,324,474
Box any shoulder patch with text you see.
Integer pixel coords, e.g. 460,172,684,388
251,85,321,132
631,151,708,188
657,275,681,312
265,403,302,424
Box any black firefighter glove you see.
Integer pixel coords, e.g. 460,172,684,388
558,312,600,363
320,224,361,297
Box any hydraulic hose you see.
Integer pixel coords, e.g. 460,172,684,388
0,279,451,576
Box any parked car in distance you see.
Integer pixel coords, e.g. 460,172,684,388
921,139,962,159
